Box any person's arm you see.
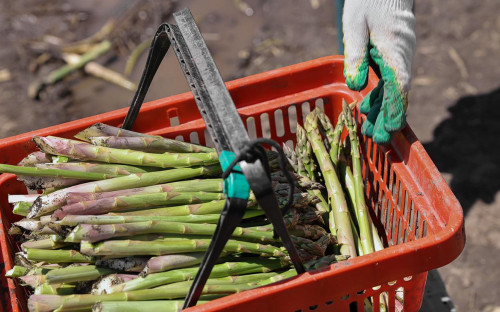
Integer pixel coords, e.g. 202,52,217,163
343,0,416,144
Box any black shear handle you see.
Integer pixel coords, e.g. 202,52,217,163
122,24,171,130
182,197,247,309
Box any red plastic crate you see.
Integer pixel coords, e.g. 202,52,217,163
0,56,464,312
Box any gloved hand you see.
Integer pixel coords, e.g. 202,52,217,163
342,0,416,144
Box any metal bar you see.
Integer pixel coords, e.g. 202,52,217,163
173,8,250,153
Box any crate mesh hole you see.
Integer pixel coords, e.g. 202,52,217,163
415,210,421,238
349,301,358,311
391,204,397,244
260,113,271,138
379,292,389,311
189,132,199,144
391,178,398,200
365,171,375,193
397,218,403,244
396,287,405,308
380,193,386,226
397,182,403,211
325,300,334,306
392,171,397,194
369,140,375,164
204,129,215,148
175,135,183,142
341,294,350,301
423,221,428,237
246,117,257,140
315,98,324,111
309,305,318,310
354,106,360,121
169,116,180,127
374,194,381,217
380,152,386,181
403,190,409,220
274,109,285,137
386,161,393,191
409,201,415,230
365,297,374,311
288,106,298,133
302,101,311,121
385,199,391,234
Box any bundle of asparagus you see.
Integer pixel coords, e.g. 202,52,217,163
284,100,394,310
4,122,344,312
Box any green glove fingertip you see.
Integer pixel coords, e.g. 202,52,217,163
344,49,370,91
361,119,375,137
369,46,408,139
372,113,392,145
383,90,407,132
361,96,383,138
373,128,392,145
360,80,384,114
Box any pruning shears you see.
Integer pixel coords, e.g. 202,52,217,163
121,8,305,309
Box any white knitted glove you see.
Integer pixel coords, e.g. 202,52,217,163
343,0,416,144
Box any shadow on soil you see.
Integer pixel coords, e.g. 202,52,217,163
423,86,500,215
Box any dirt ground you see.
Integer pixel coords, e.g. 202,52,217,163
0,0,499,311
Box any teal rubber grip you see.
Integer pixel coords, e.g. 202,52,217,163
219,150,250,200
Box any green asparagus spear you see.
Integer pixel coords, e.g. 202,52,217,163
36,162,155,175
17,151,52,167
5,265,28,278
114,200,228,217
75,123,214,153
342,100,374,255
33,136,219,168
142,253,207,275
90,136,216,154
46,265,115,284
0,163,119,180
294,125,330,215
304,110,357,257
109,258,286,292
59,210,264,226
53,191,226,219
34,283,75,295
66,220,277,243
317,109,344,168
13,201,32,216
92,300,209,312
29,282,252,312
28,165,221,218
80,238,286,258
65,178,223,204
26,249,95,264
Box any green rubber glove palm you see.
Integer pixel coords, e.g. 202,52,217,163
343,0,416,144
